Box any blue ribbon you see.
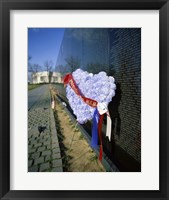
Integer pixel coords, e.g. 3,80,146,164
91,108,100,148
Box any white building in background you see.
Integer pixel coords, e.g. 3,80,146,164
32,71,62,84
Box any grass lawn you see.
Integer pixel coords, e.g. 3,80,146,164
28,84,41,91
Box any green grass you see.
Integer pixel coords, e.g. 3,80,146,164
28,84,41,91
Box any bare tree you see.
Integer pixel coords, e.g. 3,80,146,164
44,60,53,72
28,56,42,73
86,62,109,74
28,56,32,72
65,56,80,73
56,64,68,75
31,64,42,73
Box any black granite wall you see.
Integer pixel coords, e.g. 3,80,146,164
108,28,141,165
56,28,141,171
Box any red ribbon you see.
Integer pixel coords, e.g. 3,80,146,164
64,73,104,161
64,73,98,108
98,114,104,161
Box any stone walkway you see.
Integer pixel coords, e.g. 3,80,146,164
28,85,63,172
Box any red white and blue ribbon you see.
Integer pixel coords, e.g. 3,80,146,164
64,73,111,161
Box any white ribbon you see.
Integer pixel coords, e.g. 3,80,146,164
51,100,55,109
106,113,112,141
97,102,108,115
97,103,112,141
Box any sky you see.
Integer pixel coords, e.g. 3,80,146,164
28,28,65,69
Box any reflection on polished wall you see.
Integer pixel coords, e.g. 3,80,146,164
56,28,109,73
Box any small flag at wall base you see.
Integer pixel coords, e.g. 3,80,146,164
51,100,55,109
106,114,112,141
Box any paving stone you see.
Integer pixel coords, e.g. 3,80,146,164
29,165,38,172
40,132,47,137
42,150,51,156
28,86,62,172
31,127,39,132
37,146,46,152
44,135,50,140
28,144,33,149
47,145,52,150
51,133,58,137
28,132,33,138
51,121,56,128
31,131,39,138
31,152,40,159
28,154,31,159
51,167,63,172
39,138,46,143
45,155,51,162
52,137,58,143
52,138,59,144
51,134,58,139
32,133,39,137
39,162,50,172
34,143,42,148
52,143,60,149
32,135,37,140
29,138,34,143
28,148,36,154
28,160,33,167
52,153,61,160
31,141,38,146
34,157,44,165
52,148,60,154
43,141,51,146
52,159,62,167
